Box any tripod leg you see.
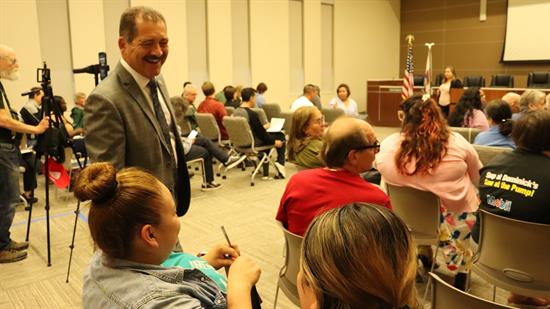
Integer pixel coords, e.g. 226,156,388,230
66,199,81,283
25,153,40,242
44,155,52,267
25,196,34,242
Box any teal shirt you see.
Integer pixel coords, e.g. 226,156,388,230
162,252,228,292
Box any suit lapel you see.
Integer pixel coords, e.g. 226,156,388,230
115,64,171,154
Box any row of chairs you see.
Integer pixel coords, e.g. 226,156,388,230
273,185,550,308
413,71,550,89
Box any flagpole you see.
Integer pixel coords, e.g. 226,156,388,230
424,42,434,100
401,35,415,100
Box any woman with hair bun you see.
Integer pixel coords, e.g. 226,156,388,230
474,100,515,148
75,162,260,309
298,203,419,309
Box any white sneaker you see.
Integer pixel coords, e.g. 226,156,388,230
274,162,286,179
201,182,223,191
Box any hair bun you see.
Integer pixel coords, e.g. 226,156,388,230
73,163,118,204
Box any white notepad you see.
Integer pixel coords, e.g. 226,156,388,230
267,117,285,132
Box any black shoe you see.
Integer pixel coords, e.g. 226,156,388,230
453,272,468,291
201,182,222,191
21,194,38,204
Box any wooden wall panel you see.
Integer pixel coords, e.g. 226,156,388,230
400,0,549,88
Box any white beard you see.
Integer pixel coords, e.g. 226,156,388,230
0,69,19,81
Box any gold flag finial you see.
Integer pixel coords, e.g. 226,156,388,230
405,34,415,46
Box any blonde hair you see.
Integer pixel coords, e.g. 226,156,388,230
300,203,419,309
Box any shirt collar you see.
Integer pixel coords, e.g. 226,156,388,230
120,57,151,90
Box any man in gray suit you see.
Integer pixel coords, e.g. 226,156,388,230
84,6,191,216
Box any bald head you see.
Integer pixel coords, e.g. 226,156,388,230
321,117,377,171
502,92,521,113
0,45,19,81
182,84,198,104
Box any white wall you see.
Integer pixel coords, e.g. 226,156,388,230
1,0,400,114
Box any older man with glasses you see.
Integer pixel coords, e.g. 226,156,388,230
276,117,392,236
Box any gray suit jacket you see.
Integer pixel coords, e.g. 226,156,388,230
84,63,191,216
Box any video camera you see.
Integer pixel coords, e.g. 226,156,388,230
73,52,109,85
35,62,71,163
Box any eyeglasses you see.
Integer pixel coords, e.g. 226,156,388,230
0,56,17,65
354,140,380,153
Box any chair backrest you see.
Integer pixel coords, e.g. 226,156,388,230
472,144,512,166
413,75,425,86
449,127,481,143
473,210,550,297
262,103,282,121
430,273,515,309
225,106,235,116
386,184,440,246
527,71,550,89
490,74,514,88
434,73,445,86
321,107,345,124
277,222,303,305
464,75,486,87
280,111,294,133
223,116,255,150
251,107,268,125
195,113,221,142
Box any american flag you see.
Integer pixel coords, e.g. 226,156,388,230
401,43,414,100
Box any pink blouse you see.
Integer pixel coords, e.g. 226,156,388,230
464,109,489,131
375,132,482,214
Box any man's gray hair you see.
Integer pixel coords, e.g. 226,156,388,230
519,90,545,111
119,6,166,43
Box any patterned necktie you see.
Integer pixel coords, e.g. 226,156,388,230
148,79,173,159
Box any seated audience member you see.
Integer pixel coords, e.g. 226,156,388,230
474,100,515,148
170,96,239,190
233,85,242,106
234,87,286,177
181,84,199,130
299,203,418,309
255,82,268,108
512,89,546,121
19,87,43,137
54,96,87,157
311,84,322,109
214,87,227,105
287,106,325,168
75,163,261,308
277,117,392,236
197,81,229,140
71,92,86,129
223,86,239,109
501,92,521,116
19,87,43,203
448,88,489,131
290,84,317,112
328,83,359,117
376,95,481,290
475,110,550,308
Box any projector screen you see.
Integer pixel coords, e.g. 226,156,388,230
502,0,550,62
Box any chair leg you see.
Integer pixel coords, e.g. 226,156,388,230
251,153,268,184
273,283,280,309
492,285,496,302
422,245,440,304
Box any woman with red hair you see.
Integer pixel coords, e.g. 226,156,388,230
375,94,482,290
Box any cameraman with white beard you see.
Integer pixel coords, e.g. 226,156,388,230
0,45,48,263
